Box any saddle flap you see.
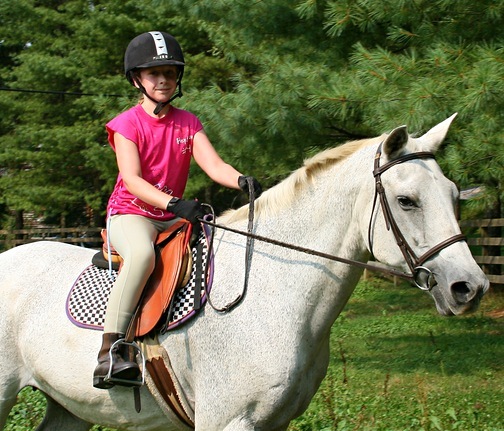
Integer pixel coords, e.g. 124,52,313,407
155,219,188,247
135,221,193,337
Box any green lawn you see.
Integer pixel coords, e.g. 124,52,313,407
5,277,504,431
288,278,504,431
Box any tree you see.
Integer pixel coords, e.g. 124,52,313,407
162,0,503,217
303,0,503,219
0,0,199,225
0,0,502,229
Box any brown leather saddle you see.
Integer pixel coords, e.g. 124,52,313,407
95,219,194,338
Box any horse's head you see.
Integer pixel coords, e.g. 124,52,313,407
368,114,489,315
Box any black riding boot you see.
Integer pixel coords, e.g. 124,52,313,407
93,333,141,389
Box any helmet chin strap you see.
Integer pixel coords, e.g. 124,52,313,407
152,86,183,115
132,76,183,115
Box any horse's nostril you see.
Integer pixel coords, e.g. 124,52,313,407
452,282,470,295
451,282,472,302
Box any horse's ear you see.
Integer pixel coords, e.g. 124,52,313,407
383,125,409,159
416,113,458,153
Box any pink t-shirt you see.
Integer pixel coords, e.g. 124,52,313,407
106,104,203,220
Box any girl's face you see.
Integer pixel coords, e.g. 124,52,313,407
137,65,179,102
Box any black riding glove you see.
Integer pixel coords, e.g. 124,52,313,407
166,198,204,224
238,175,263,198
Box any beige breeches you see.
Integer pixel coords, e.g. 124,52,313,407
103,214,179,334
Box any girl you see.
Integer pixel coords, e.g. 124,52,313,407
93,31,262,389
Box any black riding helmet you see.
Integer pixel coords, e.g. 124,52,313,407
124,31,185,115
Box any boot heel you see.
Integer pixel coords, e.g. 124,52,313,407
93,332,119,389
93,374,115,389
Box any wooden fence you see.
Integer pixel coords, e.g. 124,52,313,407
460,218,504,286
0,226,103,249
0,219,502,285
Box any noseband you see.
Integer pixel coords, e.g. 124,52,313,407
368,144,466,291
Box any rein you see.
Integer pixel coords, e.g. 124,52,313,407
200,145,467,312
201,177,256,313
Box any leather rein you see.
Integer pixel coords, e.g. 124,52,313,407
200,147,466,312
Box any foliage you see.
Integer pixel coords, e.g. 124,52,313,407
5,277,503,430
0,0,502,227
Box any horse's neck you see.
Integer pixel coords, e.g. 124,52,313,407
256,146,373,258
164,147,376,396
243,146,374,324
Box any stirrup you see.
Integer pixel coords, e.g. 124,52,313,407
104,338,146,387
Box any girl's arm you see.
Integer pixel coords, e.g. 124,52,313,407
192,130,242,189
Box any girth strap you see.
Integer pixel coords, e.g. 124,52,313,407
146,358,195,428
139,337,195,428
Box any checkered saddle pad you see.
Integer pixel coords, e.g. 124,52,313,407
66,228,213,332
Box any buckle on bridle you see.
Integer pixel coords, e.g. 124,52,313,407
413,266,437,291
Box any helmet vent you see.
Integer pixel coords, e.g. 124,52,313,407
149,31,169,58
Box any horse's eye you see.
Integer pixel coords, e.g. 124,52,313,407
398,196,416,209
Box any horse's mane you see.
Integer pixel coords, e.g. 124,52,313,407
220,135,385,223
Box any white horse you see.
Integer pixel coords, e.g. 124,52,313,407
0,114,488,431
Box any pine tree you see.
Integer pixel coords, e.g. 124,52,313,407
0,0,502,228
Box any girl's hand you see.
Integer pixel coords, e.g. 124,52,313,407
166,198,204,223
238,176,263,197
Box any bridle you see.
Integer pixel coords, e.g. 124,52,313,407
200,145,467,312
368,143,466,291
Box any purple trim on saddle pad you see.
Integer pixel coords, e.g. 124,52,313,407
66,224,213,332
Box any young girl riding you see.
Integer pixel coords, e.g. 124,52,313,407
93,31,262,389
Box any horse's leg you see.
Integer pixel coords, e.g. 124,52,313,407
0,393,18,430
220,418,254,431
36,392,92,431
0,324,21,427
0,365,22,429
220,424,289,431
219,419,289,431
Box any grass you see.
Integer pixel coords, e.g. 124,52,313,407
288,278,504,431
5,277,504,431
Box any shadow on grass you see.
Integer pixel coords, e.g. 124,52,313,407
340,330,503,375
